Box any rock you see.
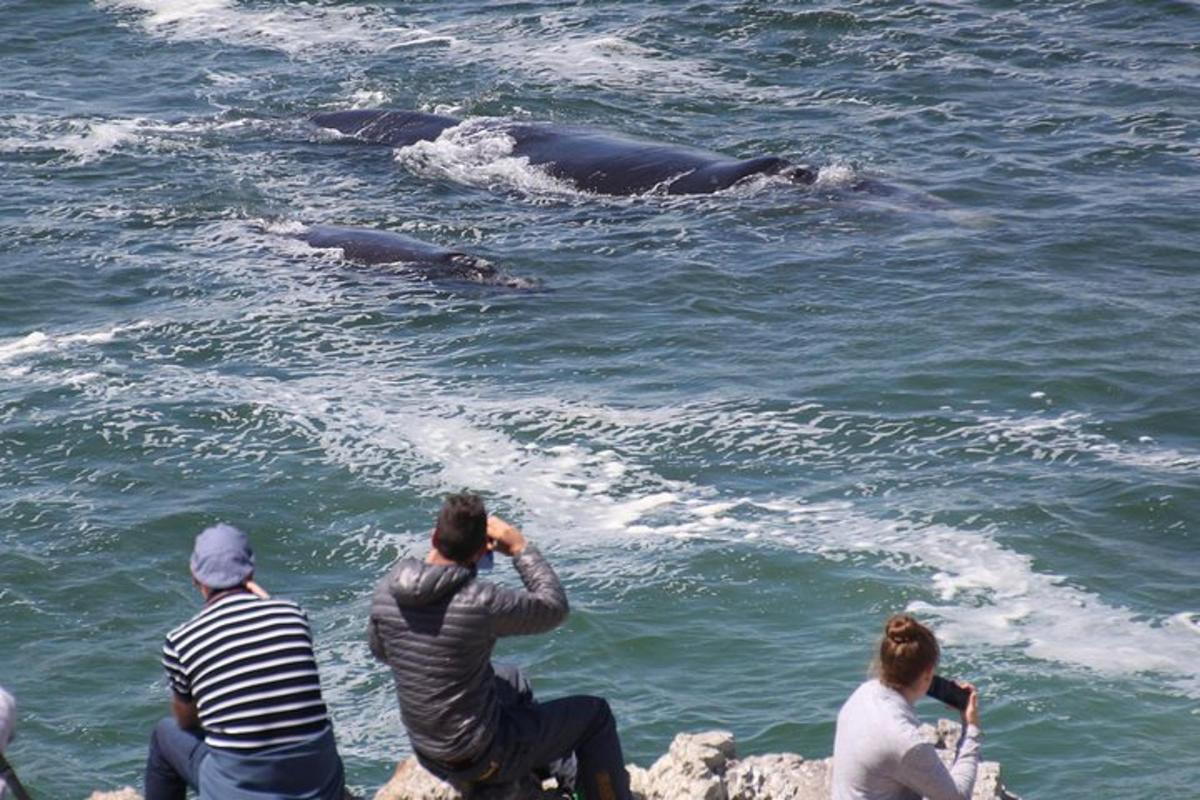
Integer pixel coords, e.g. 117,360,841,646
373,758,461,800
372,756,562,800
86,787,366,800
633,726,1015,800
87,790,142,800
927,721,1019,800
631,731,735,800
668,730,737,775
974,761,1018,800
725,754,829,800
92,723,1017,800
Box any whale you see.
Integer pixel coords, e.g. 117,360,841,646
297,224,536,288
311,109,816,195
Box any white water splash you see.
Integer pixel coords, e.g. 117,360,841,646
95,0,454,57
0,114,254,164
961,411,1200,474
7,311,1197,699
21,331,1192,698
447,16,795,105
0,322,153,365
815,162,859,188
392,120,582,200
0,117,139,163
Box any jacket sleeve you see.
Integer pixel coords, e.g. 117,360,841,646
490,545,569,637
368,617,387,662
896,724,982,800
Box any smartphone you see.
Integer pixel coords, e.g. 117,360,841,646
926,675,971,711
477,550,495,572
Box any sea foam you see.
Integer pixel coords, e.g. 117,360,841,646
95,0,453,57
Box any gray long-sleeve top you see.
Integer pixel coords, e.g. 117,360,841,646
832,679,981,800
0,685,14,800
367,546,568,764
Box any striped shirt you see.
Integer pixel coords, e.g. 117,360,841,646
162,592,332,751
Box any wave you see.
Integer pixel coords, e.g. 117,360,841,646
0,322,152,365
0,113,253,164
0,117,141,163
463,396,1200,480
9,318,1197,697
95,1,787,103
95,0,454,57
449,26,789,103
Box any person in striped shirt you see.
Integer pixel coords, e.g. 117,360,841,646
144,523,346,800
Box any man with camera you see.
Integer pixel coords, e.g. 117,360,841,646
368,492,631,800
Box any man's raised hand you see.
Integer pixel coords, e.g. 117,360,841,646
486,515,527,557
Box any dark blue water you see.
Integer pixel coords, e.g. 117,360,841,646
2,2,1199,797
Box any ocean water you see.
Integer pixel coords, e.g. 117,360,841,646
1,1,1198,797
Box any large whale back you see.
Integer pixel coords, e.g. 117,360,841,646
311,109,813,194
311,110,459,147
508,124,794,194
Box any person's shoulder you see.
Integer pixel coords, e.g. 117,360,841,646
449,573,521,615
372,556,422,593
256,596,304,612
843,679,882,706
841,682,918,733
168,594,303,641
166,602,213,643
838,680,878,719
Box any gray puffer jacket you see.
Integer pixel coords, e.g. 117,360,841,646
368,546,568,764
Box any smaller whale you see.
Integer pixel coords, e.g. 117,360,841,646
311,110,816,195
298,224,536,289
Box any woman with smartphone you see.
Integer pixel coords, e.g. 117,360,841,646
831,614,982,800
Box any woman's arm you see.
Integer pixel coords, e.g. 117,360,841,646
896,726,982,800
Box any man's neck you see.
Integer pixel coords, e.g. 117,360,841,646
203,585,251,606
426,549,463,567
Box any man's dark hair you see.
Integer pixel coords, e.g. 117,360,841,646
434,492,487,563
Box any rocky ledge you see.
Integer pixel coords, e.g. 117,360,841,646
90,722,1018,800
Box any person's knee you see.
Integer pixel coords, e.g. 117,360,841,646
578,696,616,731
150,717,180,749
591,696,613,718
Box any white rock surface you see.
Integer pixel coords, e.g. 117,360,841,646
372,757,561,800
628,728,1015,800
91,724,1018,800
725,754,829,800
629,731,735,800
373,758,461,800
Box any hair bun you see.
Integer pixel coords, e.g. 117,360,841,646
878,613,940,690
886,616,919,645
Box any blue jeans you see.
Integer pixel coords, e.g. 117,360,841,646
144,718,207,800
144,718,345,800
422,666,630,800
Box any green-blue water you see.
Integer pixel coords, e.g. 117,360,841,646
2,1,1198,797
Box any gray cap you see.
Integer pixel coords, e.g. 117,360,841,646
190,523,255,590
0,685,15,751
